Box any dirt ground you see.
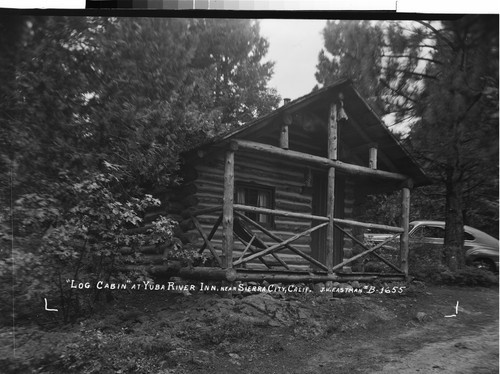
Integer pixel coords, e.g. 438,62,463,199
298,287,499,374
4,282,499,373
110,282,499,374
181,285,499,374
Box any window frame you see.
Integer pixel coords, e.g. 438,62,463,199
234,181,276,229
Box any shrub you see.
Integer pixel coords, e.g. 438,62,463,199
1,172,176,324
361,238,400,273
408,243,498,287
408,244,443,277
164,243,214,267
447,267,499,287
0,324,179,374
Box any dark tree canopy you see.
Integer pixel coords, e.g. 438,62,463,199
315,20,386,113
0,16,280,322
190,19,280,126
316,16,499,269
409,16,499,252
1,17,280,199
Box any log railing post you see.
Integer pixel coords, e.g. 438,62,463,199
280,112,291,149
369,143,378,169
222,143,237,268
326,102,337,273
400,181,411,276
280,124,289,149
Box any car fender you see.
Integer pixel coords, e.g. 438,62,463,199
466,247,499,260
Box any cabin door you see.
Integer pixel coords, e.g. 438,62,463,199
311,172,344,268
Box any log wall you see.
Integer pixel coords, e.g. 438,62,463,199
174,145,360,271
181,149,315,270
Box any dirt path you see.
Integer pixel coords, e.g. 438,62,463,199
200,286,498,374
298,286,499,374
298,313,498,374
372,325,498,374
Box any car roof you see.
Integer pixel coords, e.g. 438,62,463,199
409,220,499,247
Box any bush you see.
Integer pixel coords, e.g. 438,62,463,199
447,267,499,287
165,243,214,267
1,172,176,324
361,238,400,273
408,244,443,275
408,243,498,286
0,324,179,374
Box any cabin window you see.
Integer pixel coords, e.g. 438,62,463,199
235,182,275,228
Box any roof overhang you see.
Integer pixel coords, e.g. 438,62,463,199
184,79,431,188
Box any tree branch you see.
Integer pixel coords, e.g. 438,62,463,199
420,190,446,197
415,21,456,51
380,78,418,103
381,54,442,65
412,151,449,170
380,67,438,80
381,43,440,50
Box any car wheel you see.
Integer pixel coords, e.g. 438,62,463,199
472,258,496,272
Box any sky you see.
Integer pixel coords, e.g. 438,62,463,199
0,1,496,106
259,19,327,102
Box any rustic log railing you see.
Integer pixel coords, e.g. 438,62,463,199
185,203,406,279
234,211,329,272
235,205,405,274
336,224,403,273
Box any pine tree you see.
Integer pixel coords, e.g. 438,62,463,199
316,17,499,269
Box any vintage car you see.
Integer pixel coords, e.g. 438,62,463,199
365,220,499,272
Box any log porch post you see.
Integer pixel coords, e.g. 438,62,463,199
369,143,378,169
400,180,412,276
280,112,292,149
222,143,237,268
326,102,337,272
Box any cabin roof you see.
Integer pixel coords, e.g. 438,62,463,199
189,79,430,187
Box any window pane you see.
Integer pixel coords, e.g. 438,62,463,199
428,227,445,238
235,183,274,228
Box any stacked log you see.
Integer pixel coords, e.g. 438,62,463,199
175,150,318,270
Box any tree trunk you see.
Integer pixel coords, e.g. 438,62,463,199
443,166,465,271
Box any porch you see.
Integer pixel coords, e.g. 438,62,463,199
179,136,412,283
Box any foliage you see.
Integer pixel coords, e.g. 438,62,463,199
190,19,281,126
165,244,213,267
317,17,499,269
408,17,499,268
0,16,279,323
411,264,499,287
450,268,499,287
408,244,444,277
409,244,498,286
355,192,402,228
1,17,280,201
0,324,179,374
1,172,176,323
316,20,386,113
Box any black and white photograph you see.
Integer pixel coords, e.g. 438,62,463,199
1,3,498,373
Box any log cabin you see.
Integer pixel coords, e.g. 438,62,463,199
157,79,429,283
